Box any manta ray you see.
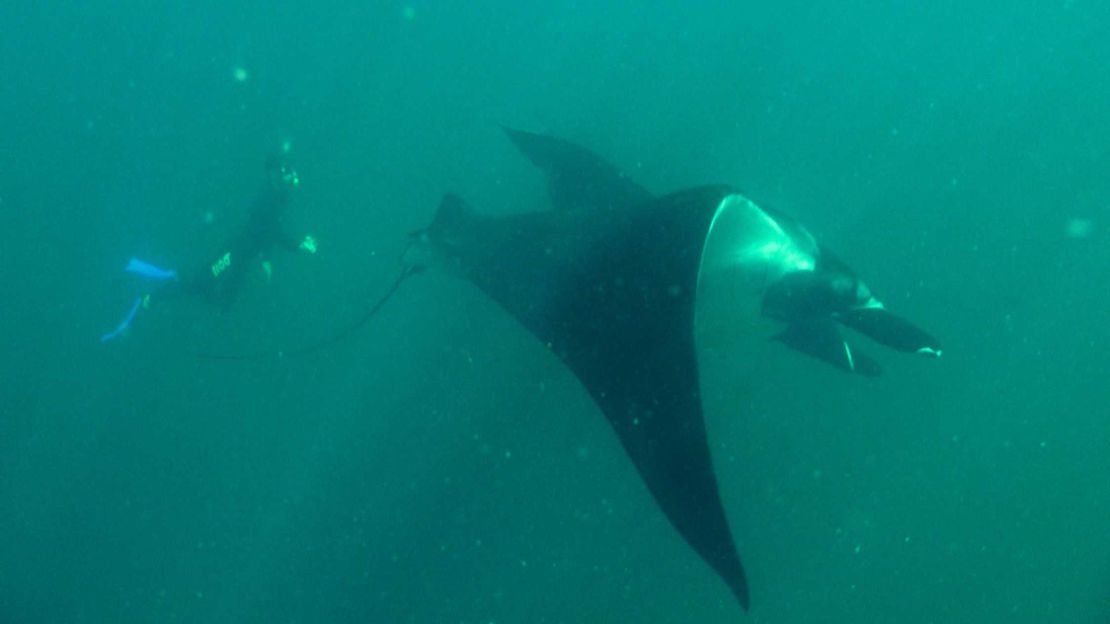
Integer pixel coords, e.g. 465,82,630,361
410,128,942,611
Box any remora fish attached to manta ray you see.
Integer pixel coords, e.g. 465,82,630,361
411,128,942,611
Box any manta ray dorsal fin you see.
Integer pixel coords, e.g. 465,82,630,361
430,193,476,232
502,127,654,212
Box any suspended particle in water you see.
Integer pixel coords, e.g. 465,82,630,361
401,5,416,20
1065,217,1093,239
232,66,249,83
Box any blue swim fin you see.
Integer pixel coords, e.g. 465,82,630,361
125,257,178,281
100,297,143,343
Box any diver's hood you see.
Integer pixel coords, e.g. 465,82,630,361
695,193,819,350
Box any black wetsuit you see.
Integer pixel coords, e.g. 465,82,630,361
182,177,300,309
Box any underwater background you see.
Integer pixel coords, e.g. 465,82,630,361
1,1,1108,622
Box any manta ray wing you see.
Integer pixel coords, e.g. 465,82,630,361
426,185,751,610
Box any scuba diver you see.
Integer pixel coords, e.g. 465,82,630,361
180,153,315,309
101,152,316,342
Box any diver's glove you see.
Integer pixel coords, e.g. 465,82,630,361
299,235,318,254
